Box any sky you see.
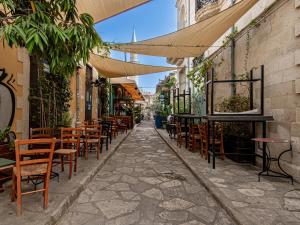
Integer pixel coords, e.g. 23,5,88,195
95,0,177,94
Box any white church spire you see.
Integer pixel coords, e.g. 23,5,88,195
130,27,138,64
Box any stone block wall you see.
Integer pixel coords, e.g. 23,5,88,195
208,0,300,181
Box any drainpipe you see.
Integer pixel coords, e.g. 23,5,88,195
231,0,236,96
76,66,81,127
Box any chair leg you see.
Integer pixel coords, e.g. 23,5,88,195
106,137,108,151
11,173,16,202
43,175,49,209
74,153,77,173
61,155,64,172
16,175,22,216
97,143,100,160
220,143,225,160
69,153,73,179
85,143,88,160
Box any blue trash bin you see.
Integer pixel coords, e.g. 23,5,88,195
155,115,163,129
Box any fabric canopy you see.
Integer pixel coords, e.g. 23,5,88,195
121,83,144,101
77,0,150,24
90,54,176,78
111,0,258,58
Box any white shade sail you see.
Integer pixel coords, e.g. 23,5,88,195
90,54,176,78
77,0,150,23
111,0,258,58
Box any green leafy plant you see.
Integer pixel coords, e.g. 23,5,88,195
133,106,142,124
57,112,72,127
0,0,104,76
0,127,10,145
218,94,250,113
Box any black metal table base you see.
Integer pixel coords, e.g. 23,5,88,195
258,145,293,184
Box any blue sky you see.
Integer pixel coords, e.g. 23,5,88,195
95,0,177,94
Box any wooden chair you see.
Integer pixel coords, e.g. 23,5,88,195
176,122,186,148
55,128,81,179
83,125,101,160
188,124,201,152
30,128,55,139
11,138,55,216
198,123,225,160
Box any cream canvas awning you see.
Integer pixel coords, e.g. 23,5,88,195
90,54,176,78
77,0,150,23
111,0,258,58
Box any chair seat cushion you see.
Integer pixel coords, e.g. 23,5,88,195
13,164,48,176
55,149,77,154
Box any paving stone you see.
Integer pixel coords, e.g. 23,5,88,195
159,198,194,211
90,190,119,202
108,183,130,191
179,221,206,225
120,191,139,200
284,198,300,211
96,199,139,219
142,188,164,200
139,177,163,185
237,188,265,197
231,201,249,208
71,203,99,215
188,206,217,223
105,210,140,225
160,180,182,189
159,211,189,221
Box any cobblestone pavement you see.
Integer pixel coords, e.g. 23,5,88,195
57,121,235,225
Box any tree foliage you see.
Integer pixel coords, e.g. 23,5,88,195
0,0,103,76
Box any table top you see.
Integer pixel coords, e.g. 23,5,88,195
172,114,202,119
203,115,274,122
251,138,289,143
0,158,15,168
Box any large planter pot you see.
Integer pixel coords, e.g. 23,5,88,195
224,135,255,163
0,144,15,160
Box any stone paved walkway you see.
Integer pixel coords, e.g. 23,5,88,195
57,121,235,225
157,127,300,225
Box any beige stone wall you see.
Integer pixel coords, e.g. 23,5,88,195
68,64,100,126
208,0,300,181
0,45,30,139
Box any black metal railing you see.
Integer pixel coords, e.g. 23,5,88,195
195,0,218,12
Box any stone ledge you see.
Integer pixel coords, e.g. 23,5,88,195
296,0,300,9
295,49,300,66
295,23,300,37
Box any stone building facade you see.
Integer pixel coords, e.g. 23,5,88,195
197,0,300,180
0,45,102,139
168,0,196,93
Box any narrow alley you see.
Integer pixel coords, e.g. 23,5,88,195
57,121,235,225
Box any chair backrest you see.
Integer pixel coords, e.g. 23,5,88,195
30,128,55,139
60,128,81,150
84,125,102,140
176,122,182,134
198,123,223,141
14,139,55,177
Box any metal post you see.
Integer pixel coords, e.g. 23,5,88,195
211,67,214,115
183,89,186,113
250,69,254,110
261,65,264,115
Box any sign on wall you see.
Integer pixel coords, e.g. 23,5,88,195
0,69,15,129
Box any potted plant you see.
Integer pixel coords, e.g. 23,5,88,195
0,127,15,160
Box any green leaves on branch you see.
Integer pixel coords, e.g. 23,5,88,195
0,0,103,76
187,59,213,94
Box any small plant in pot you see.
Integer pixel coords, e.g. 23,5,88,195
0,127,15,160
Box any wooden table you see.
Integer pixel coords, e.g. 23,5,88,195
203,115,274,169
0,158,15,192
